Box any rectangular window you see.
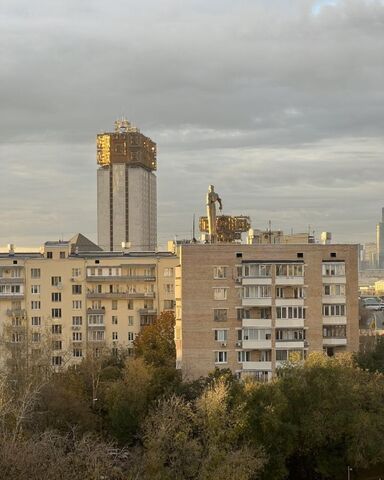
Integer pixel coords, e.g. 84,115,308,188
243,285,271,298
276,264,304,277
72,316,82,326
72,300,82,309
323,325,346,338
237,351,250,362
128,332,134,341
323,284,346,296
164,284,174,294
51,308,62,318
112,332,118,340
31,316,41,326
31,285,40,294
88,314,104,325
214,351,228,364
47,252,53,259
243,264,272,278
31,332,41,343
112,300,118,310
31,268,41,279
51,324,62,334
52,340,62,350
276,306,306,319
213,288,228,300
242,329,272,341
72,268,81,277
73,349,83,357
213,266,227,279
214,329,228,342
31,301,41,310
164,300,175,310
322,263,345,277
72,285,82,295
60,251,66,259
322,304,346,316
112,315,118,325
51,292,61,302
72,332,82,341
275,329,305,341
128,300,134,310
52,356,62,366
213,309,228,322
51,276,62,286
164,268,174,277
89,330,105,342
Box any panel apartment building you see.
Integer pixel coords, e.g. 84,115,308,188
0,235,177,370
175,243,359,381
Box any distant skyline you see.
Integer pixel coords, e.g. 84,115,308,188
1,0,384,248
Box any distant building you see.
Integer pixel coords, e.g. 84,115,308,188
247,228,315,245
175,243,359,381
377,208,384,268
360,242,377,270
97,120,157,252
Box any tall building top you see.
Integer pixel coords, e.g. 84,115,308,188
97,119,157,171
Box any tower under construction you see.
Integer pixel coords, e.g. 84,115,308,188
97,119,157,251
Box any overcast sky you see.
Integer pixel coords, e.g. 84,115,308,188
1,0,384,248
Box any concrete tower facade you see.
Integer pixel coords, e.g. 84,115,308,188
97,120,157,251
376,207,384,268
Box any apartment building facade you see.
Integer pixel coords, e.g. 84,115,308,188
0,239,177,371
175,243,359,380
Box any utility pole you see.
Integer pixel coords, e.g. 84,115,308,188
347,466,352,480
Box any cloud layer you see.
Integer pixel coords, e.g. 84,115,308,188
1,0,384,247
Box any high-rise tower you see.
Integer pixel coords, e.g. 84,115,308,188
376,207,384,268
97,119,157,251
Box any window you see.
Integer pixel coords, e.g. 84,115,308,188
213,266,227,279
323,284,346,296
243,285,271,298
275,329,305,341
214,329,228,342
52,340,62,350
47,252,53,259
276,306,306,319
31,268,41,278
72,332,82,341
88,314,104,325
213,309,228,322
243,264,272,278
112,315,118,325
51,276,62,286
51,308,62,318
72,316,82,326
31,316,41,326
164,300,175,310
12,333,23,343
72,300,82,309
242,329,272,341
164,268,174,277
72,285,82,295
31,301,41,310
128,300,134,310
112,300,118,310
89,330,105,342
164,284,174,294
73,349,83,357
60,251,66,259
213,287,228,300
237,351,250,362
128,332,134,341
72,268,81,277
52,356,62,366
51,292,61,302
52,324,62,334
31,285,40,294
112,332,118,340
31,332,41,343
214,351,228,364
322,304,346,316
323,325,346,338
322,262,345,277
276,264,304,277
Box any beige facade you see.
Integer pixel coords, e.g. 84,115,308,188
175,243,359,381
0,239,177,370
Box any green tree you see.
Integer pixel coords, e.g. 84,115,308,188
355,335,384,373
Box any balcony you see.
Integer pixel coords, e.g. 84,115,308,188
275,276,304,286
275,318,305,328
322,276,346,284
139,309,157,315
242,361,272,371
275,340,305,349
322,316,347,325
321,296,346,304
242,339,272,350
242,277,272,286
0,277,25,284
0,293,24,299
86,275,156,282
242,298,272,307
6,308,26,317
86,291,155,299
275,298,304,307
323,338,347,346
242,318,272,328
87,307,105,314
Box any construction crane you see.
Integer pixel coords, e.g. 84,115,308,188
200,185,251,243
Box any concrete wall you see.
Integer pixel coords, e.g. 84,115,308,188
97,168,110,251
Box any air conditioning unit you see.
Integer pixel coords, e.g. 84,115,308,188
221,342,227,347
235,278,242,284
236,341,242,347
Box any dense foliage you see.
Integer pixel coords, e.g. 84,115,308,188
1,313,384,479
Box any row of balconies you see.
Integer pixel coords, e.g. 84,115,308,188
86,275,156,282
86,291,155,299
242,317,347,328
